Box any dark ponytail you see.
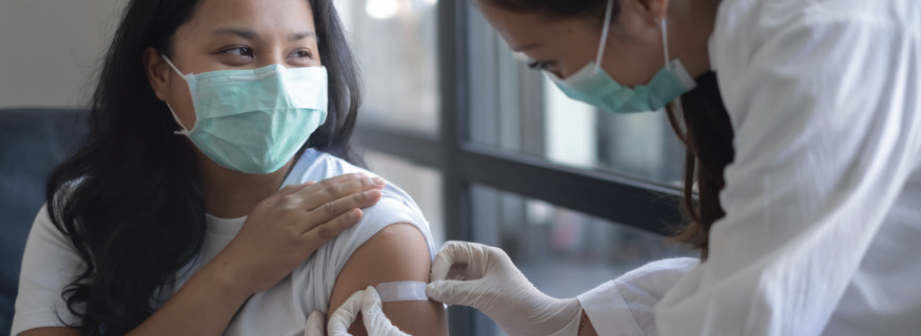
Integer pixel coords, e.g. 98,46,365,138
45,0,363,334
666,72,734,260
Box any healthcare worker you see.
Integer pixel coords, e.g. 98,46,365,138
312,0,921,335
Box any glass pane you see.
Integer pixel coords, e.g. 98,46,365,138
466,9,684,188
335,0,440,133
366,151,445,245
470,184,696,336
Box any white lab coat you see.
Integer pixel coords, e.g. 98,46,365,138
579,0,921,335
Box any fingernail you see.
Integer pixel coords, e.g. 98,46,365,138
371,177,385,186
349,209,361,220
365,190,380,197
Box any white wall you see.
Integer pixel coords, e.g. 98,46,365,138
0,0,125,109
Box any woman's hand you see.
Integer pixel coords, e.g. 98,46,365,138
210,173,385,296
425,241,583,336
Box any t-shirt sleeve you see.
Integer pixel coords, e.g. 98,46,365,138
301,185,437,314
11,205,82,335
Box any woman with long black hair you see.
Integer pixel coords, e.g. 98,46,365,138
11,0,446,335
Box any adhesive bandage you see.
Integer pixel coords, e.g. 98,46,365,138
374,281,428,302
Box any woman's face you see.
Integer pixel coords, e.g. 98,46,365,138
145,0,321,130
476,0,666,87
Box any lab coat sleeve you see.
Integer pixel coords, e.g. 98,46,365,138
655,12,921,336
578,258,699,336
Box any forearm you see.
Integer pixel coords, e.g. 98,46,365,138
125,261,250,336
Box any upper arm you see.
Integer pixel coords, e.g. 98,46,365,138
327,223,447,336
657,13,921,336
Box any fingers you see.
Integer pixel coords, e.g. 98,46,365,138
301,207,363,245
328,289,366,336
304,310,326,336
361,286,385,316
430,241,484,282
425,279,484,308
298,173,386,211
297,188,382,234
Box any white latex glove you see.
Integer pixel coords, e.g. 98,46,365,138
327,286,411,336
425,241,583,336
304,311,326,336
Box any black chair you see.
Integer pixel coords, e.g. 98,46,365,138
0,108,88,336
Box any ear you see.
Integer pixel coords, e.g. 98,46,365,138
627,0,669,25
144,48,172,102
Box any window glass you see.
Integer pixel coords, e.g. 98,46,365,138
335,0,440,133
366,150,445,245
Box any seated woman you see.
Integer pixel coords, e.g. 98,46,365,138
11,0,445,335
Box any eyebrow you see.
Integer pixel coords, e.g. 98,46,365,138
211,27,316,41
512,42,542,52
288,31,316,41
212,27,258,39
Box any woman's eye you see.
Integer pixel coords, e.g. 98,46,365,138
223,47,254,57
527,61,553,71
290,50,313,59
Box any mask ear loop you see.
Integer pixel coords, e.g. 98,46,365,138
661,18,672,71
659,18,684,114
160,55,193,135
593,0,616,74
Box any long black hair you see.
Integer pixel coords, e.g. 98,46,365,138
45,0,363,334
484,0,735,260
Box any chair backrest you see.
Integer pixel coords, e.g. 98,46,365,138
0,108,88,336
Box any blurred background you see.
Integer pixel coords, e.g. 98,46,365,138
0,0,694,335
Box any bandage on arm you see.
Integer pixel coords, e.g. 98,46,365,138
374,281,428,303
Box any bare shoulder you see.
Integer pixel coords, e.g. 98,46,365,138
328,223,446,336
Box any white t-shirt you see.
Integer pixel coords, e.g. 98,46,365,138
11,149,436,336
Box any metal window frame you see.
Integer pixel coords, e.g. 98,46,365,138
354,1,683,334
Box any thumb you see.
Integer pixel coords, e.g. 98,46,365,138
361,286,386,317
304,311,326,336
328,289,365,336
425,278,490,308
361,287,411,336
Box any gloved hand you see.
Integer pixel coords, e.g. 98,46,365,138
305,311,326,336
425,241,583,336
321,286,410,336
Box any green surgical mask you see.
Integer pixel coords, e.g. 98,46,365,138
548,0,696,113
162,56,328,174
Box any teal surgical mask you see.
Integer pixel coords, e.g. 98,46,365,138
547,0,696,113
162,56,328,174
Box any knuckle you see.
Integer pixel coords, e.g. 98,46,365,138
317,224,333,240
324,201,336,215
319,178,335,188
327,184,343,197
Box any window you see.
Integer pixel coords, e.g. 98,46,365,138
335,0,440,133
338,1,691,335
